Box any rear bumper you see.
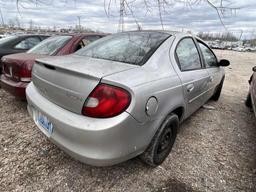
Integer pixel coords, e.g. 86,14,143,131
0,75,28,99
26,82,151,166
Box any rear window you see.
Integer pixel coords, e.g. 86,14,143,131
27,35,72,55
75,32,170,65
0,36,16,45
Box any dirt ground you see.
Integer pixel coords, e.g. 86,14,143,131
0,50,255,192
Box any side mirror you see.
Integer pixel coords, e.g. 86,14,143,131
218,59,230,67
253,66,256,72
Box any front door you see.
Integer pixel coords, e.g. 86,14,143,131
175,37,210,117
197,40,223,97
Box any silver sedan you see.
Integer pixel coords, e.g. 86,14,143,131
26,31,230,166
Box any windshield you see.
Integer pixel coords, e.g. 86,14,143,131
0,36,16,45
27,35,72,55
75,32,170,65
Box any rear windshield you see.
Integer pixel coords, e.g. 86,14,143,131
75,32,170,65
27,35,72,55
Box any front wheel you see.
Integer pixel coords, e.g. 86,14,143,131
140,114,179,167
245,93,252,108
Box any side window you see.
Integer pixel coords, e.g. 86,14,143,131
75,36,101,51
176,38,201,71
83,36,101,46
198,41,218,68
15,37,41,50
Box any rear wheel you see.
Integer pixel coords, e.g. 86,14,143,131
140,114,179,167
211,77,225,101
245,93,252,108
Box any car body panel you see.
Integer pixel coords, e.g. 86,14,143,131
169,33,224,118
2,53,46,76
103,36,185,123
27,82,157,166
33,55,137,113
1,75,27,99
26,31,226,166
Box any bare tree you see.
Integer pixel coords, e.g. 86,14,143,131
8,19,15,28
15,16,21,28
105,0,240,31
2,0,241,32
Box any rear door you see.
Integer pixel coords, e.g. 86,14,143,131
174,37,211,117
197,40,223,97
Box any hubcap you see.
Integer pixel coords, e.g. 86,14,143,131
157,127,172,154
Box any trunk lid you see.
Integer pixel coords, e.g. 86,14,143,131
32,55,137,114
2,53,46,81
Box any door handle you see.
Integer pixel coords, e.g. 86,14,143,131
209,76,213,82
187,84,194,92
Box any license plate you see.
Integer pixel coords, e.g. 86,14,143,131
36,112,53,136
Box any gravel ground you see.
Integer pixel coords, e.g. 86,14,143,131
0,50,256,192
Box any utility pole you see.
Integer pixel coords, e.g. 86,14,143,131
118,0,125,32
0,8,5,27
239,30,243,40
77,16,81,32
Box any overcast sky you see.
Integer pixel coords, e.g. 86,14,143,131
0,0,255,38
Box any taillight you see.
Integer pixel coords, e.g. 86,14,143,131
19,68,31,82
12,67,31,82
82,83,131,118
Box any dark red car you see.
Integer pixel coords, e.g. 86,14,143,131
0,33,105,99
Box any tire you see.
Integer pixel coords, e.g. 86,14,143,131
140,114,179,167
245,93,252,108
211,77,225,101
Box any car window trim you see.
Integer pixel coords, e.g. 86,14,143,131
196,38,219,68
174,36,204,72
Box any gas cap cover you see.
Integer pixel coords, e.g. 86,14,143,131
145,97,158,116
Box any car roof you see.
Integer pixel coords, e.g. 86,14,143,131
52,33,108,37
122,30,191,37
14,34,50,37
